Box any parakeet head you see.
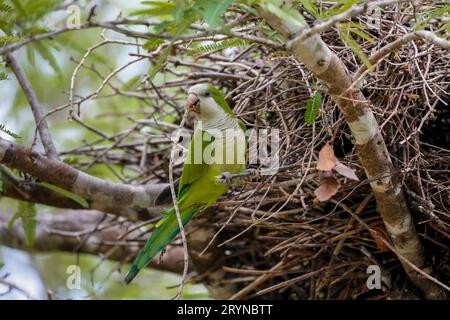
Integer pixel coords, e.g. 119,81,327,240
186,83,234,123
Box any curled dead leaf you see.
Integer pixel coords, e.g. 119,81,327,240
317,143,336,171
335,161,359,181
314,175,341,202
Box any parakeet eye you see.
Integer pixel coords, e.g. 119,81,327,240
204,92,210,97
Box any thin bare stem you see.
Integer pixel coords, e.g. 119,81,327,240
6,53,59,160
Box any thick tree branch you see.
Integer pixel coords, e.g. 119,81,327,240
0,138,172,219
0,166,84,210
5,53,59,160
257,2,445,299
0,210,187,275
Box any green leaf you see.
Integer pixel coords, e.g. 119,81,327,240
339,22,376,44
131,1,175,16
121,75,142,91
0,2,12,12
40,182,89,208
322,0,363,19
348,27,376,45
304,91,322,125
10,0,61,23
196,0,235,29
188,38,248,56
143,37,164,51
297,0,319,18
0,72,8,80
26,44,36,66
148,46,170,80
0,35,20,44
0,18,11,34
338,25,372,68
34,41,62,77
9,201,37,246
0,124,20,139
9,0,27,17
414,4,450,30
262,1,305,29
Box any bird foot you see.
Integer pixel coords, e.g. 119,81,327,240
246,168,259,176
216,172,233,185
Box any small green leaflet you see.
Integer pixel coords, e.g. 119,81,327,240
7,0,26,17
0,124,20,139
131,1,175,16
121,75,141,91
0,72,8,80
143,37,164,51
0,1,12,12
261,0,305,29
0,35,20,44
304,91,322,125
414,4,450,30
8,201,37,246
297,0,320,18
195,0,235,29
338,23,373,68
188,38,248,56
34,41,62,78
27,44,36,66
40,182,89,208
148,46,170,80
321,0,363,19
340,22,376,44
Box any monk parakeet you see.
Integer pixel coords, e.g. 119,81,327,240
124,83,247,284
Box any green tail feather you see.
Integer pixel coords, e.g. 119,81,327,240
124,207,197,284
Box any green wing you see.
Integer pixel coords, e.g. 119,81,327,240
178,129,213,196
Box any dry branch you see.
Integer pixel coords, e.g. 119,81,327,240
5,53,59,160
0,138,170,219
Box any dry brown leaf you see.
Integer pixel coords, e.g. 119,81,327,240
314,175,341,201
317,143,336,171
334,161,359,181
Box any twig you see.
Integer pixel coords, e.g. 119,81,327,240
286,0,407,49
355,31,450,80
5,53,59,160
0,277,35,300
169,111,189,300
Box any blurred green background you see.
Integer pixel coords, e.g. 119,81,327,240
0,0,208,300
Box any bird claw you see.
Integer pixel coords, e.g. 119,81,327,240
246,168,259,176
216,172,233,185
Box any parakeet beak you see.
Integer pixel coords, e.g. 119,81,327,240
186,93,200,114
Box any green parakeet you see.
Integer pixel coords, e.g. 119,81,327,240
124,83,247,284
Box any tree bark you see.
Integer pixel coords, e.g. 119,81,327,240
257,3,444,299
0,138,173,220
